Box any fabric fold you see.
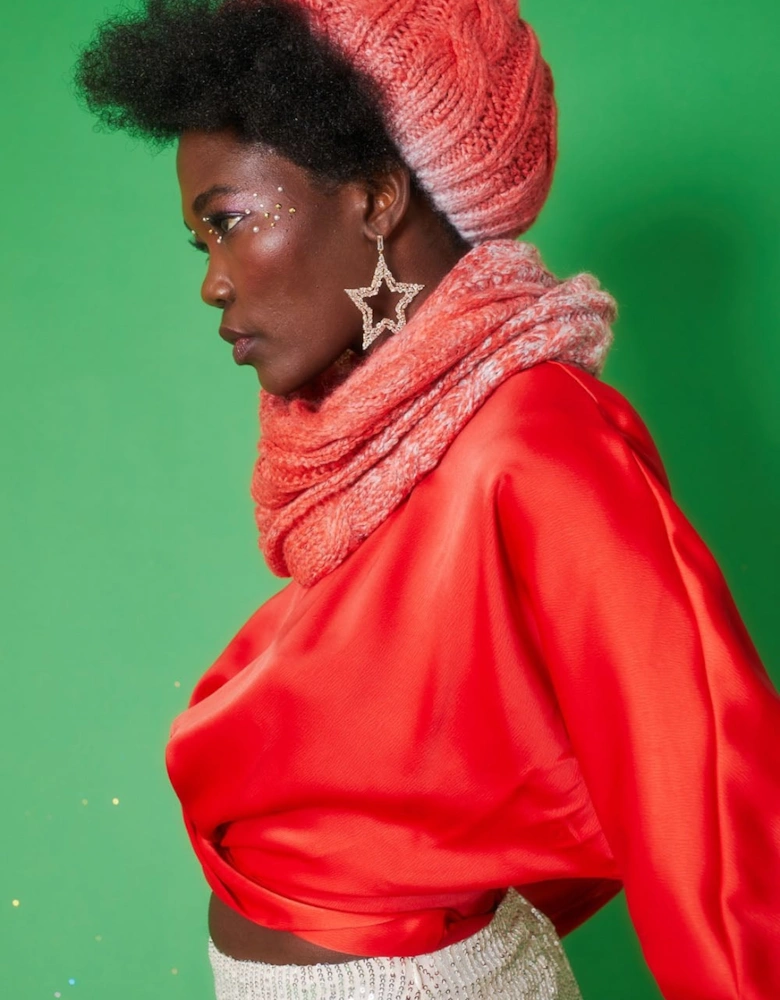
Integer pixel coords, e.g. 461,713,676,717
252,239,617,585
167,360,780,993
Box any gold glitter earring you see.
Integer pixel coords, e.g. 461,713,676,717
345,236,425,350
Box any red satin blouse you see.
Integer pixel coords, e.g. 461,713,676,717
166,360,780,998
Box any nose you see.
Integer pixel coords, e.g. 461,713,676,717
201,259,234,309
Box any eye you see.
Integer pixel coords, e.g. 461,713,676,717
207,212,244,236
186,212,245,255
219,214,243,234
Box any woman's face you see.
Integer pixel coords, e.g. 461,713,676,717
177,129,377,396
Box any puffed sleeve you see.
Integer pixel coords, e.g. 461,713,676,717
496,365,780,1000
186,580,299,706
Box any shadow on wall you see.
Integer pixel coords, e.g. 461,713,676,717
576,169,779,649
550,168,779,1000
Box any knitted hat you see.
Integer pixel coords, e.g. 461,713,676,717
290,0,558,244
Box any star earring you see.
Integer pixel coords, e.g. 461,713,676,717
345,236,425,350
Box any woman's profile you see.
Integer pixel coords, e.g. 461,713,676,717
74,1,780,997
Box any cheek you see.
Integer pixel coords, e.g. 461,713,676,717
259,228,359,328
232,206,364,350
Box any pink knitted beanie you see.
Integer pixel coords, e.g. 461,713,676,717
290,0,558,244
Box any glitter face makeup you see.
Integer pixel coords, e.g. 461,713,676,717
188,189,299,255
177,129,393,397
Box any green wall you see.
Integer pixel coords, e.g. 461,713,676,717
2,1,777,997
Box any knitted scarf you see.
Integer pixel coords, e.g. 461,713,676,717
251,239,618,587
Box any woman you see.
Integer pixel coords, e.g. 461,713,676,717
75,1,780,997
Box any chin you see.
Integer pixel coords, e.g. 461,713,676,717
251,364,304,398
251,349,362,399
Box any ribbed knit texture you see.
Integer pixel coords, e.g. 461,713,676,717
251,239,618,586
290,0,557,243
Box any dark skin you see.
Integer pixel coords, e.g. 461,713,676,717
178,129,469,963
178,129,470,396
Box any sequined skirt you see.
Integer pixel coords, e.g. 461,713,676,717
208,887,583,999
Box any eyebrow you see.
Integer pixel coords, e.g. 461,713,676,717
191,184,240,216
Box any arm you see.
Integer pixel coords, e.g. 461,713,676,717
497,371,780,999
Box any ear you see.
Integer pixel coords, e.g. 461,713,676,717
361,165,412,243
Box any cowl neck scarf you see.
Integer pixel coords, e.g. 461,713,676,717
252,239,618,587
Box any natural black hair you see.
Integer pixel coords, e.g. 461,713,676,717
74,0,406,186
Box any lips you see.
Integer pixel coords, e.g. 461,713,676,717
232,337,255,364
219,326,250,345
219,326,259,365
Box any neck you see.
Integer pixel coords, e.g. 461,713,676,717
361,202,472,358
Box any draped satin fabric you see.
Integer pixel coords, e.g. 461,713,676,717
253,239,617,587
166,360,780,999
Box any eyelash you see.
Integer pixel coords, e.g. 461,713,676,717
189,212,244,254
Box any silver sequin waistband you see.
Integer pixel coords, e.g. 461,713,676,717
208,887,583,999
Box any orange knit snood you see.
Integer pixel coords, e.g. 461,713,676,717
252,240,618,586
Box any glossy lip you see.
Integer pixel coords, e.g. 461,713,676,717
219,326,260,365
232,337,255,365
219,326,251,345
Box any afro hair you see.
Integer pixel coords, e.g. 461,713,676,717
74,0,406,186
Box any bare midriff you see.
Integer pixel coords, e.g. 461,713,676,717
208,892,366,965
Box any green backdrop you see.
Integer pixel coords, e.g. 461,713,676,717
2,1,778,997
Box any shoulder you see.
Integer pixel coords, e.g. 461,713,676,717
443,360,669,494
